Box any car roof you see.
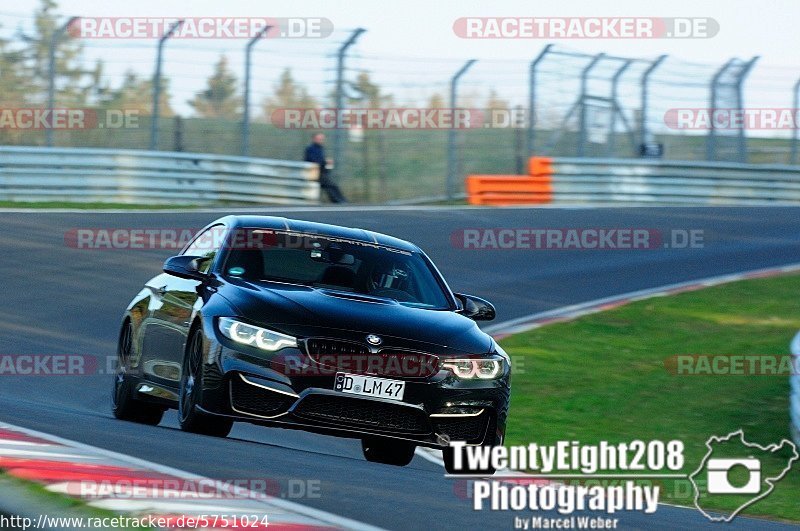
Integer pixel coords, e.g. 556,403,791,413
217,215,420,253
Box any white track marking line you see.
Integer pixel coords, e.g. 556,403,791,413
414,446,444,466
483,262,800,336
87,499,267,512
0,422,384,531
0,448,96,459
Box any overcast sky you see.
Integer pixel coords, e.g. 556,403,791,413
5,0,796,63
3,0,799,120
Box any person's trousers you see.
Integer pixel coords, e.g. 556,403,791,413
320,177,347,203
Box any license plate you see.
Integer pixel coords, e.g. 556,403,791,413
334,373,406,401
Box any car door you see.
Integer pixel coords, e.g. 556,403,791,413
140,224,226,388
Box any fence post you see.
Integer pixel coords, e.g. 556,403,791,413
706,58,736,161
577,53,604,157
242,25,272,157
173,115,184,152
791,78,800,165
639,54,667,154
527,44,553,157
514,104,525,174
46,16,78,147
150,20,184,151
735,56,759,163
608,59,633,157
331,28,366,185
446,59,476,200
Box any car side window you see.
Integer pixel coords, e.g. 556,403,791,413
182,225,225,274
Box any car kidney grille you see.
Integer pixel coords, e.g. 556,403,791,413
293,394,430,434
304,339,439,378
230,377,295,417
305,338,369,356
433,414,490,443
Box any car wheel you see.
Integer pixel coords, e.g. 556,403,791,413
361,437,416,466
112,322,165,426
178,327,234,438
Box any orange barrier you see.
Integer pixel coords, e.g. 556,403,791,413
528,156,553,178
466,157,553,205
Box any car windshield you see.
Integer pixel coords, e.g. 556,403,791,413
222,229,451,309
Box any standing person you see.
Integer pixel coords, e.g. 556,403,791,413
304,133,347,203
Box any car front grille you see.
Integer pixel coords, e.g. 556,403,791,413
229,376,296,418
303,338,439,379
305,338,370,356
432,413,490,443
292,394,431,434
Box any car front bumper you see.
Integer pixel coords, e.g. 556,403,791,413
198,344,510,449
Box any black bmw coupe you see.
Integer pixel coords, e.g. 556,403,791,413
113,215,510,472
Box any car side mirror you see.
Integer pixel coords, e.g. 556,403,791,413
163,255,207,281
454,293,496,321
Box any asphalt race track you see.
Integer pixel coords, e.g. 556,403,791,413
1,206,799,530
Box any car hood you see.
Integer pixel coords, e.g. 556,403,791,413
220,280,492,355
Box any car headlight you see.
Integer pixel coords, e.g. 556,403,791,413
218,317,297,352
441,358,503,379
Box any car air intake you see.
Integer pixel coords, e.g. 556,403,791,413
432,413,490,444
293,394,431,434
229,376,296,418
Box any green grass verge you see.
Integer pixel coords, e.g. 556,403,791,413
501,273,800,522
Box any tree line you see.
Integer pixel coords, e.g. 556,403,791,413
1,0,510,122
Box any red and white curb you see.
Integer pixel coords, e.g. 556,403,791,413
0,422,382,531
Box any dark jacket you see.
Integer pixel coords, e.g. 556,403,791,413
304,142,328,179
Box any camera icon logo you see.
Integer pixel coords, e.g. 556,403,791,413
706,458,761,495
690,430,798,522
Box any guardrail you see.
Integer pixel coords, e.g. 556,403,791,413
467,157,800,205
791,331,800,446
0,147,320,205
548,158,800,204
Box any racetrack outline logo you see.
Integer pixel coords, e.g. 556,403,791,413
689,430,798,522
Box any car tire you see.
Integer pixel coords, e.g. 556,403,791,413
178,327,234,438
361,437,416,466
112,322,165,426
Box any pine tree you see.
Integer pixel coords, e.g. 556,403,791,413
19,0,99,106
100,71,174,116
261,68,317,120
349,71,393,108
486,89,509,112
0,27,30,106
188,55,241,118
427,93,445,109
